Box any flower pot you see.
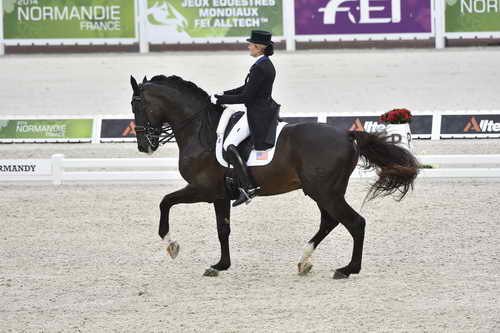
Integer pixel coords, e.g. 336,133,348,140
385,123,412,151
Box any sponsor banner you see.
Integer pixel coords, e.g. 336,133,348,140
446,0,500,33
0,119,93,139
326,115,432,136
295,0,432,35
0,159,52,176
100,118,136,139
441,114,500,136
3,0,136,39
281,116,318,124
146,0,283,43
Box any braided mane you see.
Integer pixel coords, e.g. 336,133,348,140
150,75,218,107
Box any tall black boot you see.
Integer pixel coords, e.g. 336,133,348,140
226,145,260,207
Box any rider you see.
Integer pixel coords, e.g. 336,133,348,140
214,30,280,207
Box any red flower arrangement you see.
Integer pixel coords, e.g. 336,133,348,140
379,108,412,124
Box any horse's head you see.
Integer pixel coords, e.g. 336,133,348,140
130,75,171,154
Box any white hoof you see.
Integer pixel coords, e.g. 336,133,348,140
298,262,313,276
203,267,219,277
166,241,180,259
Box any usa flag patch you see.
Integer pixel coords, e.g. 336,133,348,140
256,151,268,160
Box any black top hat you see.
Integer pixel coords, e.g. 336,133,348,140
246,30,273,46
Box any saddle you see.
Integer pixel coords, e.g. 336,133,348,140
216,111,288,200
215,112,287,168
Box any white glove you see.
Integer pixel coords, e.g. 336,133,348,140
210,95,218,104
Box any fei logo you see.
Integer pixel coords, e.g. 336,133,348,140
147,1,187,31
319,0,401,25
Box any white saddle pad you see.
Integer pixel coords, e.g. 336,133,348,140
216,122,288,167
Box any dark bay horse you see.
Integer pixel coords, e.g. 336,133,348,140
130,75,419,279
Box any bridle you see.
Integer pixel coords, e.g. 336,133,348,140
131,92,207,148
131,95,175,147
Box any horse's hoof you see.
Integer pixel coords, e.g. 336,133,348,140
203,267,219,277
298,262,313,276
166,241,180,259
333,270,349,279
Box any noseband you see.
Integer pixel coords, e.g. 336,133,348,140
131,95,175,147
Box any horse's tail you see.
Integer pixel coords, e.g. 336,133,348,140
349,131,419,202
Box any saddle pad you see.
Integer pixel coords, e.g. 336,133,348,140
216,121,288,167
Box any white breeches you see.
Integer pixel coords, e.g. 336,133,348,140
223,111,250,151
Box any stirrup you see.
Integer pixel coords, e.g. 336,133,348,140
232,188,251,207
232,186,261,207
247,186,261,197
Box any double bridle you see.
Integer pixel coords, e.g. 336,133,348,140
131,94,207,148
131,95,175,147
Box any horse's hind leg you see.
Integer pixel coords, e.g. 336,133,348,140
298,205,339,275
321,196,366,279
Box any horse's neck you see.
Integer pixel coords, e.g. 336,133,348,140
175,117,216,177
173,107,219,157
175,124,203,153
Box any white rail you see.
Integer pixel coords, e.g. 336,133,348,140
50,154,181,185
1,154,500,185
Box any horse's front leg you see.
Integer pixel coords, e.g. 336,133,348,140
203,199,231,277
159,184,203,259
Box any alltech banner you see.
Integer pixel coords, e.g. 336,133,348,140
0,119,93,140
326,115,433,137
446,0,500,33
441,114,500,137
295,0,432,35
145,0,283,43
3,0,136,39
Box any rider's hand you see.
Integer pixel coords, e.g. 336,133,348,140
211,93,223,104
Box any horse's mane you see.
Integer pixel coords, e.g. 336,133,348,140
150,75,223,109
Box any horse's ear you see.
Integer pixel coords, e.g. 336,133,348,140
142,76,148,84
130,75,139,94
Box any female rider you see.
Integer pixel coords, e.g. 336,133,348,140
214,30,280,207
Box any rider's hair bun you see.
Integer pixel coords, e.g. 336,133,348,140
264,43,274,57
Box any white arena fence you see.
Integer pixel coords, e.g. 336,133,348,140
1,154,500,185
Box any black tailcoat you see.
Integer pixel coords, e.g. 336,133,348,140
217,56,280,150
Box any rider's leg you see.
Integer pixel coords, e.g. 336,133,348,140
223,113,260,207
226,144,261,206
223,112,250,150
